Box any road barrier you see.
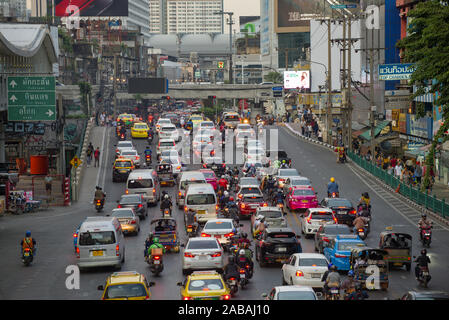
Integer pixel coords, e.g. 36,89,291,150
347,151,449,220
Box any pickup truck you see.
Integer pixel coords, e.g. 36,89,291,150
266,150,292,167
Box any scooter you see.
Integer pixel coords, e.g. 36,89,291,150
162,207,172,218
95,199,104,212
327,286,340,300
226,277,239,296
186,224,198,237
420,227,432,247
239,268,248,289
145,154,152,165
22,248,33,266
417,266,431,288
148,254,164,276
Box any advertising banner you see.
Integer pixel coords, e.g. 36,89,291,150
283,71,310,89
275,0,317,33
379,63,416,81
55,0,128,17
260,0,270,55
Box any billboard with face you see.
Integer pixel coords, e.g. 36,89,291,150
55,0,128,17
284,71,310,89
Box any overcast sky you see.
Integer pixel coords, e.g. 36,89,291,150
223,0,261,32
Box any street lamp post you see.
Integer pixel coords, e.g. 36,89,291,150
214,11,234,84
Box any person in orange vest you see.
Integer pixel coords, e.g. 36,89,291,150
21,231,36,257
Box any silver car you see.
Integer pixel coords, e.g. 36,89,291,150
182,237,224,275
201,219,236,250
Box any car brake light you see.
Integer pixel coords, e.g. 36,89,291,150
117,204,122,208
178,192,182,197
153,255,160,260
76,247,80,258
136,156,140,160
350,210,357,214
216,204,219,211
73,233,78,238
210,252,221,257
263,203,268,207
183,296,193,300
224,232,234,238
116,244,120,256
201,233,211,237
241,203,246,209
238,194,243,199
184,253,195,258
307,216,312,223
221,294,231,300
323,237,329,242
130,220,136,224
125,190,129,194
138,204,143,208
184,206,188,212
296,270,304,277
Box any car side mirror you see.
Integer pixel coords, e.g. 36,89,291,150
176,282,183,286
239,224,244,227
180,243,185,248
97,285,104,291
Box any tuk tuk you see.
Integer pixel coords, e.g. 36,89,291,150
156,163,175,187
379,227,412,271
350,247,389,291
151,218,180,253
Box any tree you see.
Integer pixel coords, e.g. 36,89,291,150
396,0,449,192
264,71,283,83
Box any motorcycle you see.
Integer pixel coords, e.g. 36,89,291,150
357,227,367,240
22,248,33,266
226,277,239,296
328,192,339,198
147,254,164,276
327,286,340,300
145,154,152,165
162,207,172,218
148,133,153,144
417,266,431,288
338,154,346,163
95,199,104,212
186,224,197,237
420,227,432,247
119,132,126,141
239,268,248,289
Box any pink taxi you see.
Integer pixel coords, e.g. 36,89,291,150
199,169,218,191
286,187,318,211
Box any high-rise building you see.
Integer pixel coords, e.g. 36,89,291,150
0,0,27,19
149,0,167,34
126,0,151,43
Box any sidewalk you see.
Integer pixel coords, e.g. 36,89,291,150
78,125,108,204
431,178,449,201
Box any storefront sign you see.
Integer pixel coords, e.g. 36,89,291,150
379,63,416,80
407,114,433,140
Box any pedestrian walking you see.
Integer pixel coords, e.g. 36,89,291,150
45,174,53,205
414,162,422,185
318,130,323,142
394,162,403,179
86,142,94,166
94,147,101,167
100,113,105,126
307,124,312,138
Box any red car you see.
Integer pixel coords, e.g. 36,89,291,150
285,186,318,211
238,194,268,219
200,169,218,191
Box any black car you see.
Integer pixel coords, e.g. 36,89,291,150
255,227,302,267
320,198,357,226
117,194,148,220
266,150,292,167
203,157,226,176
314,224,352,253
400,291,449,300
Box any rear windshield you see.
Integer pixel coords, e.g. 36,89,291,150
277,151,288,158
121,151,137,156
291,179,311,186
128,179,153,188
243,196,264,203
181,180,206,190
224,115,239,121
202,172,216,179
188,279,224,291
328,199,353,207
187,240,219,250
311,211,334,220
261,211,282,219
205,221,233,230
248,149,263,155
161,126,176,132
293,189,315,196
158,119,171,124
120,195,141,204
240,178,258,185
115,161,132,167
134,124,147,129
277,291,316,300
324,226,351,235
118,142,133,148
299,258,329,267
241,188,262,195
238,125,251,130
187,194,216,205
279,169,299,176
112,210,134,218
79,231,116,246
104,284,147,299
201,122,214,127
191,116,202,121
338,242,363,251
268,232,296,239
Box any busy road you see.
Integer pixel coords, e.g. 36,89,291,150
1,116,449,300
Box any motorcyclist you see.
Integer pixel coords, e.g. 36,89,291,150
223,256,240,282
237,232,251,248
119,125,126,137
418,214,433,239
414,249,431,280
94,186,106,206
226,197,239,220
233,166,239,177
280,160,289,169
273,159,281,169
218,175,228,194
327,177,339,197
341,270,357,297
160,194,172,216
144,146,152,162
266,175,276,194
246,163,257,176
352,213,367,233
336,146,346,163
272,189,285,206
324,265,341,298
147,237,166,261
236,249,253,276
358,192,371,208
345,283,369,300
21,230,37,257
220,190,230,210
253,216,266,238
144,232,155,259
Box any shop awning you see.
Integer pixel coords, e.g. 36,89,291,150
359,120,391,141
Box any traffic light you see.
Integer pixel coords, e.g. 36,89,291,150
161,96,171,100
217,61,224,69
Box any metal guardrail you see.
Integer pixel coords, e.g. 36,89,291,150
348,151,449,219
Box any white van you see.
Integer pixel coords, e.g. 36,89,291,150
184,183,217,224
176,171,207,208
76,217,125,271
126,169,160,205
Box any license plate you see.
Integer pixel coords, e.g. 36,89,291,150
394,263,403,266
215,235,221,239
198,210,206,214
277,247,287,252
199,255,207,260
422,271,429,276
119,170,128,173
23,252,30,257
153,260,160,265
92,250,103,257
311,273,321,278
212,166,217,169
339,211,346,214
240,274,246,279
301,200,309,203
187,228,192,232
331,289,339,294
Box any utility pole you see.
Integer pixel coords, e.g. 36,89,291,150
214,11,235,84
327,20,333,145
113,54,118,119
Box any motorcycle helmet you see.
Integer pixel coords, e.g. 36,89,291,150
330,265,337,271
224,191,229,197
239,249,246,256
363,192,369,199
25,231,31,237
221,175,225,179
422,213,427,218
348,270,354,277
164,194,169,200
328,263,333,270
153,237,159,243
229,197,234,202
241,232,247,239
330,177,335,183
421,249,427,255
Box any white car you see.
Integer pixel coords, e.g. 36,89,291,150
157,138,176,155
234,123,254,136
182,237,224,275
301,208,336,238
246,139,265,150
201,219,237,249
199,121,215,130
277,168,301,188
262,285,321,300
156,118,172,133
160,149,181,162
245,146,267,164
159,124,180,142
118,148,141,167
115,141,134,158
161,156,182,176
281,253,329,289
236,185,262,200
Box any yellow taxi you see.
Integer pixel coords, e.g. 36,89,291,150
189,114,204,129
117,113,134,127
112,158,134,182
177,271,231,300
97,271,154,300
131,122,149,138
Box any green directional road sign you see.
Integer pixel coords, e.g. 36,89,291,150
7,76,56,121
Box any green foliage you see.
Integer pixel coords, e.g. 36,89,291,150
396,0,449,192
58,28,73,53
264,71,283,83
78,81,92,114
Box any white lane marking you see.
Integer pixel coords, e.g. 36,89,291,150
90,127,108,203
